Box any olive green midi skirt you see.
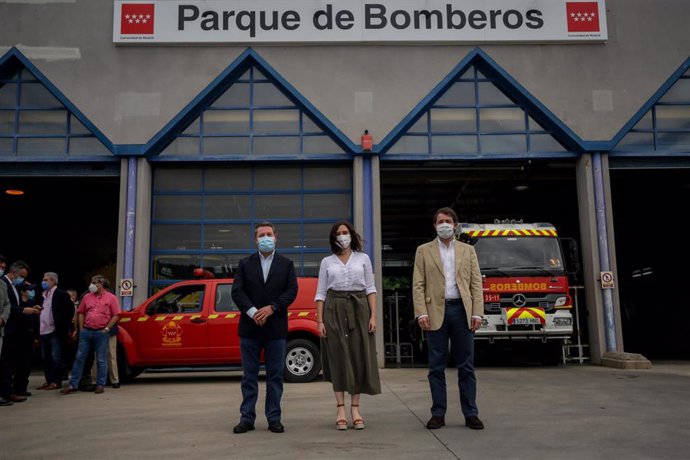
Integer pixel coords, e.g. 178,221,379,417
321,290,381,395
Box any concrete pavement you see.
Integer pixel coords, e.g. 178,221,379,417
2,363,690,459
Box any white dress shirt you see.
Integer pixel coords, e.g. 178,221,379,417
438,238,461,300
314,251,377,302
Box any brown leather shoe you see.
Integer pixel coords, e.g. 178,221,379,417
465,416,485,430
9,395,27,403
45,383,60,390
426,416,445,429
36,382,50,390
95,386,105,394
60,386,79,395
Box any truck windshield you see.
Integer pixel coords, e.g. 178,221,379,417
472,236,565,276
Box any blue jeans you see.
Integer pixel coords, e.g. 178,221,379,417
40,332,63,385
426,300,479,418
239,337,286,425
69,329,109,388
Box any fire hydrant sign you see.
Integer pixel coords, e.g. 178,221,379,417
120,278,134,297
114,0,607,44
600,271,614,289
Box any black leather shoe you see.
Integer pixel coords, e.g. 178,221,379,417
268,422,285,433
0,397,13,406
233,421,255,434
16,391,31,397
426,416,445,429
465,416,485,430
112,383,120,389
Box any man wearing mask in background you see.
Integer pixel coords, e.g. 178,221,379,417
0,255,10,406
61,275,120,395
35,272,75,391
0,260,31,405
231,222,298,434
413,207,485,431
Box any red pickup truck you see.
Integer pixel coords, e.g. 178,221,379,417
116,277,321,383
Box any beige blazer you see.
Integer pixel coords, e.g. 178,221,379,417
412,238,484,330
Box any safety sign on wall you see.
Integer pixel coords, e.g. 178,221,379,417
600,271,614,289
120,278,134,297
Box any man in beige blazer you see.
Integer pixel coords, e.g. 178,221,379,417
413,207,484,430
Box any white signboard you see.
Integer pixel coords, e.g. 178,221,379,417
120,278,134,297
113,0,607,44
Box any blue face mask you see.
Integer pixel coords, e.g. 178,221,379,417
0,269,4,277
41,281,50,290
27,290,35,300
258,236,275,253
13,276,24,286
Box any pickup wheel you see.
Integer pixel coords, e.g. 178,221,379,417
284,338,321,383
116,345,144,382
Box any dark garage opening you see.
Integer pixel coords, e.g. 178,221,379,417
0,175,120,294
380,160,584,366
611,167,690,359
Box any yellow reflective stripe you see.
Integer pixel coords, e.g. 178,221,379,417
225,313,238,319
287,312,293,316
137,317,148,322
172,315,183,320
502,229,510,236
119,318,131,323
191,315,201,319
208,314,219,319
297,311,309,317
155,316,166,321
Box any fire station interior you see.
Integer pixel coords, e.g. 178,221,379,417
380,160,584,366
381,161,690,366
0,174,120,295
610,166,690,360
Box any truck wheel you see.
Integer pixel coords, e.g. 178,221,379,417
284,338,321,383
116,346,143,382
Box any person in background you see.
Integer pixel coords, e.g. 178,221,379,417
0,255,10,406
61,275,120,395
35,272,75,391
15,282,41,399
315,221,380,431
230,222,298,434
413,207,485,431
86,279,120,388
0,260,32,404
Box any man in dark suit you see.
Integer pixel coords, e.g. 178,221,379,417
231,222,298,434
0,260,31,405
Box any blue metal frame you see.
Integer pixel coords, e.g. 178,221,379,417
0,47,116,161
610,56,690,156
145,48,358,159
377,47,586,159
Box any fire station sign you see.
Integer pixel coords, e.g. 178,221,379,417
113,0,607,44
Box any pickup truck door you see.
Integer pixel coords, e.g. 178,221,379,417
207,282,241,363
136,283,209,364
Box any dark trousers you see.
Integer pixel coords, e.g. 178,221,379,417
41,332,63,386
13,331,33,394
426,299,479,418
0,331,33,397
239,337,286,425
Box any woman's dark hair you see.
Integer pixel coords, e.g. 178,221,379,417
329,221,363,254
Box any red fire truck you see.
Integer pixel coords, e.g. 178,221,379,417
459,221,574,363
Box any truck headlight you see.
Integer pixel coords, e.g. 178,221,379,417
553,317,572,326
555,296,567,307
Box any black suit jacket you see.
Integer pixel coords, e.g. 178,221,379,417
1,275,23,336
48,288,75,339
231,252,298,340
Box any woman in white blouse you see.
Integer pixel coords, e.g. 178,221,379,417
316,221,381,431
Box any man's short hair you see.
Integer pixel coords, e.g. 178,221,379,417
433,207,458,224
254,221,276,236
44,272,59,284
9,260,30,273
91,275,109,287
0,254,7,266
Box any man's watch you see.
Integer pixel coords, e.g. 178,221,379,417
104,327,110,332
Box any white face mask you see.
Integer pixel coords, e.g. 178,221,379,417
335,234,352,249
436,223,456,240
88,283,98,294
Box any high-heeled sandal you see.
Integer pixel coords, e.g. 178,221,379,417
351,404,365,430
336,404,348,430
